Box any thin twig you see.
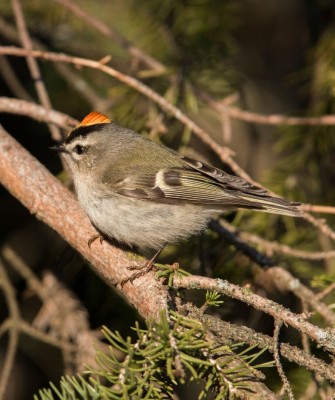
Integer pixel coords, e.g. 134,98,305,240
205,93,335,127
0,320,11,339
262,267,335,326
1,318,76,353
0,55,33,101
0,96,77,128
219,219,335,261
273,320,295,400
300,300,312,362
315,282,335,301
11,0,62,141
301,204,335,215
2,245,47,299
302,212,335,243
0,261,20,400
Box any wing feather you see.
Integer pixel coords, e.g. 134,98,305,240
109,156,300,216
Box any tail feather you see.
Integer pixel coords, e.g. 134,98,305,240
238,194,301,217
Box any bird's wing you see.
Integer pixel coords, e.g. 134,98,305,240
112,167,252,207
182,156,269,196
108,156,300,216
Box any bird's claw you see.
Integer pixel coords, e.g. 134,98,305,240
88,234,105,248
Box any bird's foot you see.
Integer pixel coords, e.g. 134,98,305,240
120,248,163,287
87,233,106,248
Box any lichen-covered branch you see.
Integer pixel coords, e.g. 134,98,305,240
173,275,335,353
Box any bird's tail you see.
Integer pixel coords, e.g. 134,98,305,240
237,193,301,217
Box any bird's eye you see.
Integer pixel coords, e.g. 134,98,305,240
73,145,87,155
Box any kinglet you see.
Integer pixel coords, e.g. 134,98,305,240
55,112,301,251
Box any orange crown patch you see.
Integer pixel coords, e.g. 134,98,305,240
66,112,112,140
78,111,112,127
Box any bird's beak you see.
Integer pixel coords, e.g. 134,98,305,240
49,143,68,154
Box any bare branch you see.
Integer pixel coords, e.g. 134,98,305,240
259,267,335,326
0,96,77,128
219,219,335,261
273,320,295,400
2,318,76,353
204,93,335,127
302,212,335,242
0,55,33,101
301,204,335,215
315,283,335,302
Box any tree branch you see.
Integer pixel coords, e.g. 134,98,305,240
173,275,335,353
0,96,77,128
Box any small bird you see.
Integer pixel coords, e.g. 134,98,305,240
55,112,301,253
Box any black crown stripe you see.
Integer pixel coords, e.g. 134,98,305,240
64,123,110,144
